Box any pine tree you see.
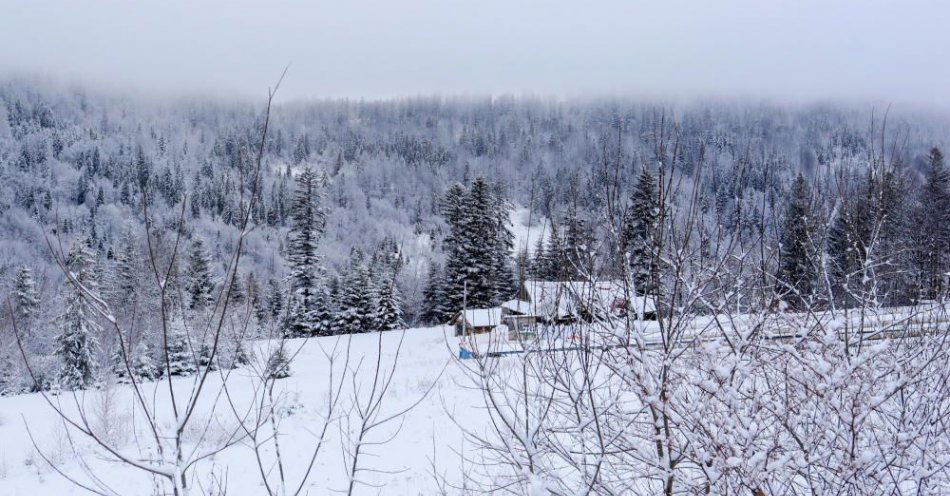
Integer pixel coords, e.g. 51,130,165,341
166,318,196,376
828,192,868,305
621,168,660,294
56,239,102,390
436,183,469,316
457,178,497,308
776,175,819,309
916,147,950,299
311,285,334,336
12,264,40,325
186,237,215,310
226,270,245,305
113,341,158,382
247,272,264,321
113,223,138,308
333,250,376,334
267,278,285,322
528,235,547,279
562,209,589,281
540,222,565,280
421,263,449,324
285,167,327,336
375,273,405,331
489,191,518,301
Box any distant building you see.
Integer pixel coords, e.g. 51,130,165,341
450,280,656,340
451,308,503,336
518,280,657,323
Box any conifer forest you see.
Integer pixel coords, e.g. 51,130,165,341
1,2,950,494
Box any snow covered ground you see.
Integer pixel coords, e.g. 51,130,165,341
0,326,479,495
1,304,946,494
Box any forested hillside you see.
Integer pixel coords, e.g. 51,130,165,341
2,77,949,394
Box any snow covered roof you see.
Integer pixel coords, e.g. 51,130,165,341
501,299,533,314
456,308,503,327
522,280,656,319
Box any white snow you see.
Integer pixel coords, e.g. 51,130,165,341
0,326,480,495
509,206,549,257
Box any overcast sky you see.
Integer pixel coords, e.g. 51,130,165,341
1,1,948,105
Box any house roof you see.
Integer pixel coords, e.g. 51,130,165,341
522,280,656,318
455,308,503,327
500,299,533,314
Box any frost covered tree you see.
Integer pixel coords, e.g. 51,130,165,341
375,272,405,331
12,264,40,324
489,185,518,301
333,250,376,334
186,237,215,310
776,174,819,309
112,223,139,307
267,277,285,322
166,314,196,376
621,168,660,294
55,239,102,390
458,178,497,307
285,167,327,336
113,341,158,382
915,147,950,299
428,178,515,316
421,263,448,324
437,183,469,315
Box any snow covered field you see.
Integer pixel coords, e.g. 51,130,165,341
0,326,476,495
2,305,948,495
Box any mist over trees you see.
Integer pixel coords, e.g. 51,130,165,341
1,78,949,394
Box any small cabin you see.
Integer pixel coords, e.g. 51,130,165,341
452,308,503,336
500,299,539,340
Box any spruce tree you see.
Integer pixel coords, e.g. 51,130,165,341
186,237,215,310
166,317,196,376
226,270,245,305
56,239,102,390
562,209,589,281
285,167,327,336
333,250,376,334
113,341,158,382
375,273,405,331
12,264,40,325
540,222,565,280
916,147,950,299
529,236,546,279
489,190,518,300
422,263,448,324
113,223,138,308
776,175,819,309
267,278,285,322
461,178,496,307
828,192,868,305
247,272,267,324
437,183,469,316
621,168,660,294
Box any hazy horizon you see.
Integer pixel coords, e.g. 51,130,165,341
2,1,948,107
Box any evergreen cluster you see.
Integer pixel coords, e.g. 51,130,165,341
423,177,516,323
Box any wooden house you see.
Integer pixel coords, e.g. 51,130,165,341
451,308,503,336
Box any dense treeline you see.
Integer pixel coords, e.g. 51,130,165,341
1,77,949,394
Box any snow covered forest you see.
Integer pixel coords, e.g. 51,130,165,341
1,74,950,495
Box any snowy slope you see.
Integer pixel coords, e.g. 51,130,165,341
0,326,478,495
